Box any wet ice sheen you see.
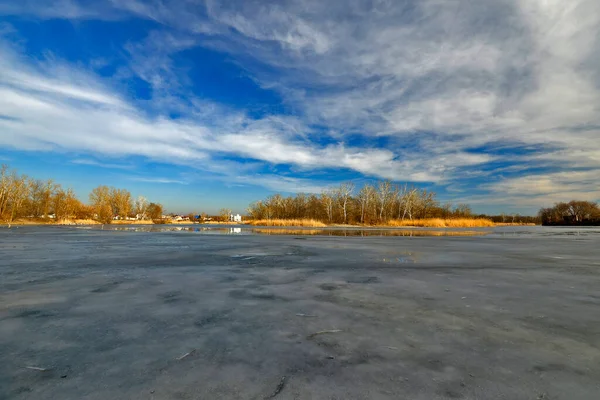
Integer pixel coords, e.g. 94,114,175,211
101,225,487,237
92,224,600,238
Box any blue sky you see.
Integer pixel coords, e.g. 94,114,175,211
0,0,599,215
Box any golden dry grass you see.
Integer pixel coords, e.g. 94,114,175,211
62,219,155,225
3,218,51,225
494,222,538,226
60,219,101,225
252,228,323,235
248,218,493,228
2,218,97,225
203,221,243,225
251,228,487,237
111,219,154,225
247,219,327,227
383,218,495,228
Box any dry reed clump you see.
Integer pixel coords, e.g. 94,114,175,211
252,228,487,237
2,219,45,225
252,228,323,235
494,222,537,226
111,219,154,225
247,219,327,227
60,219,101,225
384,218,495,228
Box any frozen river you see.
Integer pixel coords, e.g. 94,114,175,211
1,225,599,399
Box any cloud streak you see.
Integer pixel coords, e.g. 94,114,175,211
0,37,482,185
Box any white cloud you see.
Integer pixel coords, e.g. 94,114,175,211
71,158,134,170
488,171,599,197
205,1,332,54
228,174,329,194
128,176,188,185
0,40,471,188
466,170,600,208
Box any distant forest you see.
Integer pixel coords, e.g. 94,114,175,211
247,182,539,225
539,201,600,226
0,164,164,224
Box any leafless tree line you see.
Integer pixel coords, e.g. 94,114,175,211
0,164,163,224
88,185,162,223
247,180,474,224
539,200,600,225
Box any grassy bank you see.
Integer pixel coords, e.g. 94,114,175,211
204,221,246,225
4,217,533,228
4,218,172,226
246,218,497,228
106,220,155,225
248,219,327,227
383,218,495,228
60,219,101,225
494,222,537,226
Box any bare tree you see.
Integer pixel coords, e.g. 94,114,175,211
567,200,598,222
219,208,232,222
53,187,79,221
357,184,375,224
0,165,10,219
441,203,453,219
400,187,419,220
377,180,392,221
41,180,57,218
29,179,45,217
306,194,322,220
454,203,472,218
320,190,334,222
294,193,307,218
134,196,149,220
89,185,112,223
147,202,164,220
247,200,265,220
110,188,132,220
6,173,31,224
397,184,407,219
336,182,355,224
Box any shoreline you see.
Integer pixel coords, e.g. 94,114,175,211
1,221,538,229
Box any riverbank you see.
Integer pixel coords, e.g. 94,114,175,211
2,218,539,228
247,218,537,228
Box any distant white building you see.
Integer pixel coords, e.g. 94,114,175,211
230,213,242,222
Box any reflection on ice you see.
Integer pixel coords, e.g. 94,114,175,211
103,225,488,237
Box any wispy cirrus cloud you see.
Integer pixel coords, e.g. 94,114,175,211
0,37,479,185
70,158,134,170
227,174,329,194
128,176,188,185
0,0,119,20
463,170,600,208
